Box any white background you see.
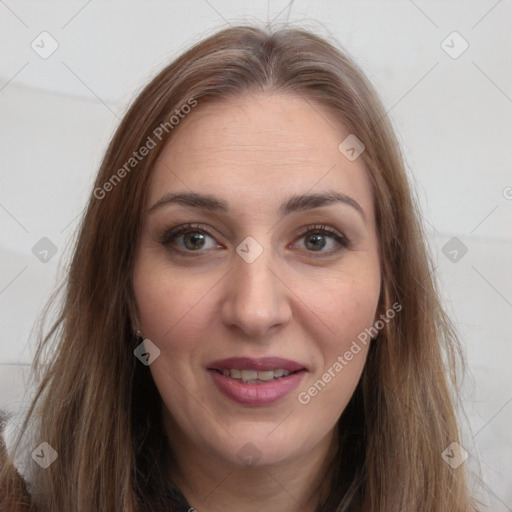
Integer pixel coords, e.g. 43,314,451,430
1,1,511,509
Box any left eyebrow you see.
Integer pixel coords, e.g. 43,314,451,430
279,192,366,221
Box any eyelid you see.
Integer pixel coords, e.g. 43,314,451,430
295,223,345,238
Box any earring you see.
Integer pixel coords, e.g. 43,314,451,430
134,327,142,339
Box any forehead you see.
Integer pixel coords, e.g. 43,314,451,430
147,93,374,219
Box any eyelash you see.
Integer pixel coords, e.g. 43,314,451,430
159,222,350,256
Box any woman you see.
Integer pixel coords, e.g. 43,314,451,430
0,25,479,511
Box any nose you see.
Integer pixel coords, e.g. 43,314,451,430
220,247,292,340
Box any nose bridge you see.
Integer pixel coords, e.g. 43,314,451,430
221,240,291,337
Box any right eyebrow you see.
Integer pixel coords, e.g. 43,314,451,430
147,192,229,214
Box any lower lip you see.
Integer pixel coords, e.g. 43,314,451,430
208,369,306,406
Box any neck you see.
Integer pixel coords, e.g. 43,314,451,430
164,417,337,512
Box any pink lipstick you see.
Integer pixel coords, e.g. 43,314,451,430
207,357,306,406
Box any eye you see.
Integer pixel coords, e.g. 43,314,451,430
293,224,349,254
160,223,222,252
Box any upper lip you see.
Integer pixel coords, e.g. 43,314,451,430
207,357,306,372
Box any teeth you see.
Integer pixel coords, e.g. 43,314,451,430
240,369,258,381
219,368,292,382
257,370,275,381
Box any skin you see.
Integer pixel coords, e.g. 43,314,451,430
132,92,381,511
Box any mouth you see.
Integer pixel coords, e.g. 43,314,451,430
207,357,307,405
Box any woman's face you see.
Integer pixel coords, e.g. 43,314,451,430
133,92,381,468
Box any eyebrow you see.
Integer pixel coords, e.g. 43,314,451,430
147,191,366,220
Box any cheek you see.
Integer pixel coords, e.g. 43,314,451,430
132,257,219,357
299,264,381,350
132,261,221,416
317,289,376,383
293,266,379,409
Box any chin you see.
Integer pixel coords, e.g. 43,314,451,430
207,420,322,469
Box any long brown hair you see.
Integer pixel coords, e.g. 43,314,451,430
0,25,478,511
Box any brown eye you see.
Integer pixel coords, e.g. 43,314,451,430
293,224,349,254
183,232,207,250
160,224,223,253
304,233,327,251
